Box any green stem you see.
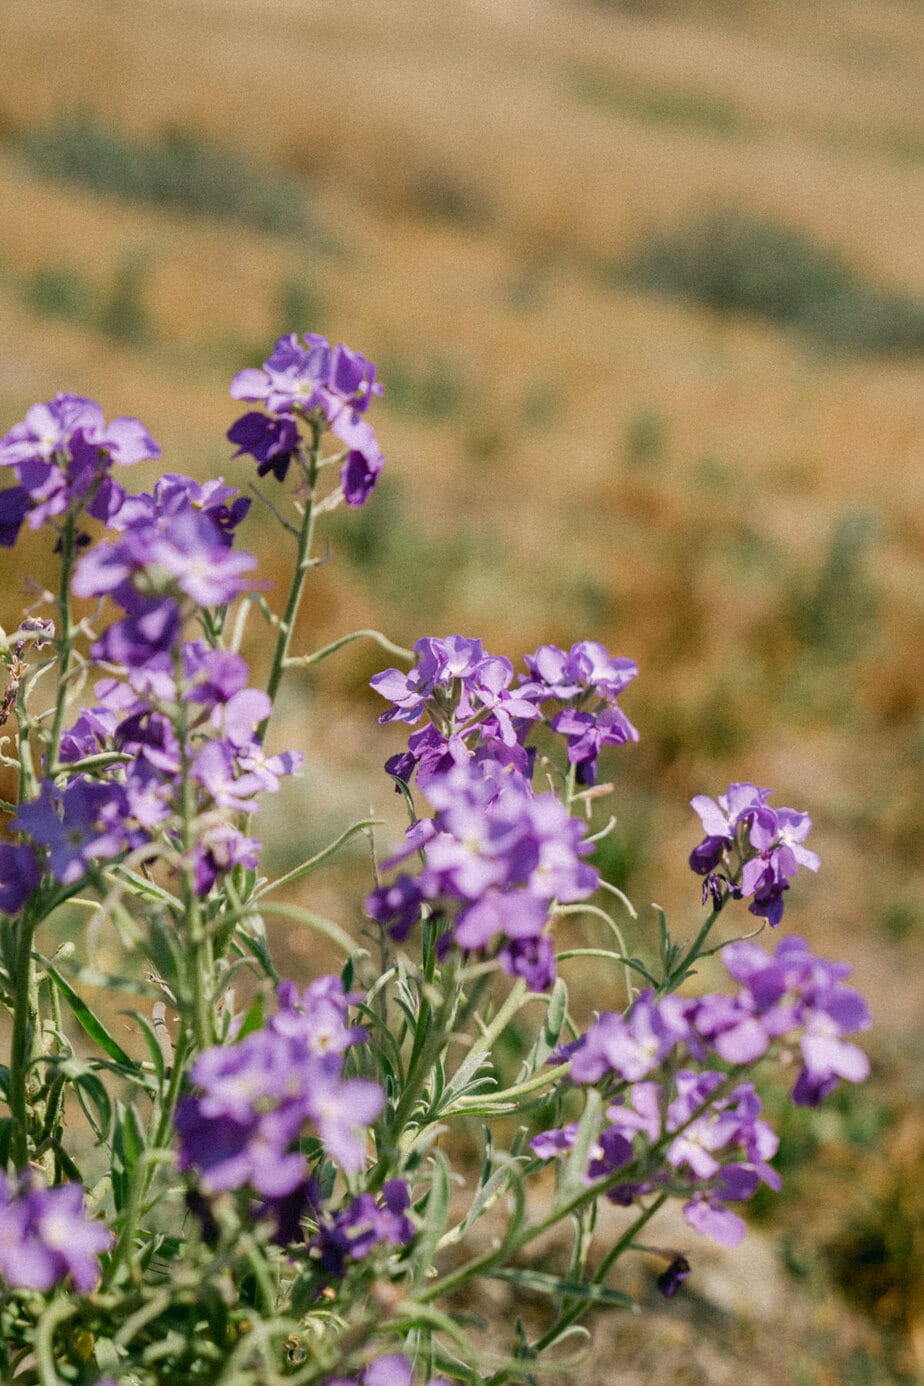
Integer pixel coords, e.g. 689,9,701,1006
8,908,39,1170
284,627,414,669
526,1193,669,1364
34,1295,78,1386
168,640,217,1053
667,905,720,992
258,420,321,745
46,512,78,772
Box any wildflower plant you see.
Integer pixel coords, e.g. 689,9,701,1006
0,332,870,1385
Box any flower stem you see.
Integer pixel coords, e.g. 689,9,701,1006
258,420,321,745
45,513,78,773
8,905,39,1170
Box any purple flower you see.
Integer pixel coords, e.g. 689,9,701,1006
0,393,159,541
550,705,639,786
369,756,598,988
112,474,250,545
192,823,261,896
271,977,366,1057
688,785,819,925
0,1174,112,1292
364,875,424,942
324,1355,449,1386
177,980,385,1206
310,1181,415,1279
521,641,638,703
14,779,130,884
0,842,41,913
682,1193,746,1247
228,411,299,481
569,992,685,1084
230,334,330,414
0,485,31,547
74,495,257,668
721,935,870,1106
228,334,385,505
342,444,384,507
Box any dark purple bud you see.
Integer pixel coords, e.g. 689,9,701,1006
0,485,30,547
656,1254,691,1298
689,835,728,875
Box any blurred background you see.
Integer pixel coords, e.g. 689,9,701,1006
0,0,922,1380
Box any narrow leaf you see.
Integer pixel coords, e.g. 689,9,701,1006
45,964,139,1070
558,1087,602,1208
488,1266,635,1309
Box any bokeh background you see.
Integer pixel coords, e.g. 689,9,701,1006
0,0,922,1380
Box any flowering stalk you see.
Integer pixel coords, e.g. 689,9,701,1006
0,343,872,1386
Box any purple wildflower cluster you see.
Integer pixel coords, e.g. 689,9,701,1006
72,472,255,669
366,758,599,991
0,444,306,903
0,1173,112,1292
228,333,384,506
689,782,820,925
325,1355,449,1386
310,1179,415,1280
372,635,638,789
365,636,639,990
176,977,384,1237
532,934,870,1246
7,632,302,901
0,392,159,546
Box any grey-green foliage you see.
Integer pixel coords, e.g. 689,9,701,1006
620,211,924,355
19,116,309,234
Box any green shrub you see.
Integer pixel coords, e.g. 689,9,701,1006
624,405,667,468
379,355,466,421
571,63,750,136
408,166,492,229
274,275,325,336
793,511,879,660
24,265,93,323
620,211,924,354
98,255,151,344
19,116,308,234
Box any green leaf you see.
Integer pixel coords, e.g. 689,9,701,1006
413,1152,452,1291
45,964,139,1070
111,865,182,908
68,1065,112,1143
142,914,185,998
111,1100,147,1212
516,976,567,1084
487,1265,636,1309
558,1087,602,1208
620,955,659,986
254,817,381,898
122,1009,167,1085
235,991,266,1041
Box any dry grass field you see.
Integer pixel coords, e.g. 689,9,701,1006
0,0,922,1380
